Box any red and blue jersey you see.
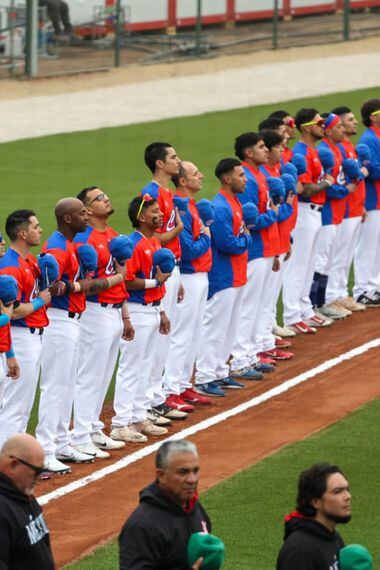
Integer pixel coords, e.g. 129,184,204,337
0,323,11,352
208,189,250,299
260,164,294,255
358,126,380,211
294,141,326,205
176,192,212,275
42,231,85,314
318,139,348,226
0,249,48,328
74,226,128,305
339,139,366,218
282,146,293,164
126,232,165,305
141,181,181,260
239,162,280,260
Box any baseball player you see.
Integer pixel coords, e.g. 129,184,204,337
312,113,352,320
162,161,213,406
36,198,126,474
282,108,335,334
268,110,296,163
0,277,20,408
195,158,252,397
229,133,280,376
111,195,172,443
325,106,367,311
70,186,134,458
0,211,51,449
353,98,380,306
140,142,188,420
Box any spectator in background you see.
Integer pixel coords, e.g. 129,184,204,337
38,0,74,39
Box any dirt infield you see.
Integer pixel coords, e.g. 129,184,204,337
35,309,380,567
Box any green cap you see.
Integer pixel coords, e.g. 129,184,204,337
187,532,225,570
339,544,373,570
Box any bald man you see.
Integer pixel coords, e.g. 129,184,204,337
0,434,55,569
36,199,126,474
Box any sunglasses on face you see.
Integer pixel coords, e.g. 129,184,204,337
9,455,45,477
285,118,295,128
88,193,107,205
300,119,325,127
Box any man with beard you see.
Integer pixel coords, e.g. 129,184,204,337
277,462,352,569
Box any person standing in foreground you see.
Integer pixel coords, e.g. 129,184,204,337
277,462,351,569
0,433,55,569
119,440,210,570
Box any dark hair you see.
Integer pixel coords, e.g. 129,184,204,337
234,132,262,160
6,209,36,241
77,186,99,204
144,142,172,173
361,99,380,127
258,117,284,132
331,106,351,117
172,164,187,188
215,158,241,181
260,129,284,150
296,463,345,517
295,108,319,131
128,196,157,228
268,110,290,120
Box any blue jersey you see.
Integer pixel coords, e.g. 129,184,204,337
358,127,380,211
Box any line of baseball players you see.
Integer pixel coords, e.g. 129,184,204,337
0,97,378,474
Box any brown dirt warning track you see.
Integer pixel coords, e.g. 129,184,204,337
34,309,380,568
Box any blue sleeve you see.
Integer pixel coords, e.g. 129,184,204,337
0,315,10,327
364,138,380,180
327,184,349,199
179,211,211,262
277,203,293,222
5,346,15,358
238,183,277,231
211,205,251,255
255,210,277,230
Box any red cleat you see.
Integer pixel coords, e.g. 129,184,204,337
181,387,212,405
275,337,292,349
262,349,294,361
259,355,277,365
165,394,195,413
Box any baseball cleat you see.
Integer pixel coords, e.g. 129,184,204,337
229,366,264,381
195,382,225,397
260,349,294,361
180,387,212,405
91,431,126,450
272,324,296,338
56,447,95,464
275,337,293,349
110,425,148,444
328,301,352,317
165,394,195,413
44,457,71,475
73,442,110,459
319,303,347,320
338,297,366,312
287,321,317,334
152,403,188,420
308,312,333,327
254,362,275,373
217,377,244,389
147,409,172,426
356,293,380,307
134,420,168,437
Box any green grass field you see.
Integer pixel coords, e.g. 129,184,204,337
65,398,380,569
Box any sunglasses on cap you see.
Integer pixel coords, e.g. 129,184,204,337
300,119,325,127
9,455,45,477
136,193,154,219
371,109,380,116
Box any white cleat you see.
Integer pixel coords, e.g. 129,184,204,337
73,442,110,459
91,430,125,450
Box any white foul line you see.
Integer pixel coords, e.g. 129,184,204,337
38,338,380,507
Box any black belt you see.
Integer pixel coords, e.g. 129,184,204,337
100,302,123,309
142,300,161,307
29,327,44,336
310,204,323,212
68,311,82,320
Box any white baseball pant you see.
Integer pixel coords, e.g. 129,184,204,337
314,224,338,276
262,252,287,352
112,303,160,427
71,302,123,446
0,353,7,411
36,308,81,460
0,327,43,448
353,210,380,298
283,203,322,325
325,216,362,304
149,265,181,408
196,285,244,385
163,272,209,396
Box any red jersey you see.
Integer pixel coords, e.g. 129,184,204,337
42,231,85,314
74,226,128,305
319,138,347,225
282,146,293,164
339,139,366,218
126,232,165,304
0,323,11,352
0,248,48,328
294,141,326,205
141,181,181,261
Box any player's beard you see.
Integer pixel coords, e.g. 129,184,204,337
325,511,352,525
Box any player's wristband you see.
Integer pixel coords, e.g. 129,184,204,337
145,279,160,289
6,347,15,358
0,315,10,327
31,298,45,311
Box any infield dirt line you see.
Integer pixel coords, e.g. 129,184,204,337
38,336,380,508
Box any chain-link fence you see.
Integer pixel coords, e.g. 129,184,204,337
0,0,380,79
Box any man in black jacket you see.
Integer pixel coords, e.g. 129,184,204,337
119,440,211,570
277,462,352,569
0,433,55,569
